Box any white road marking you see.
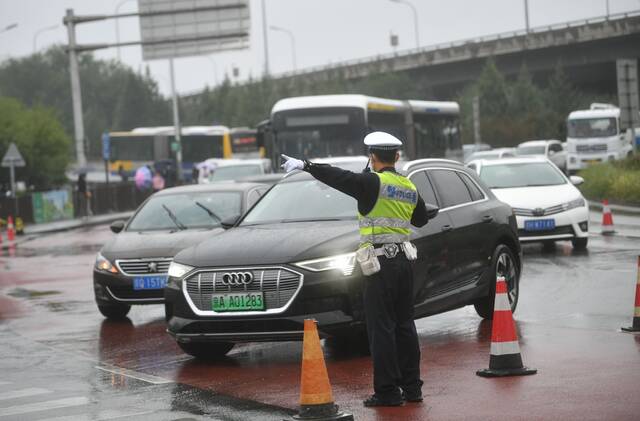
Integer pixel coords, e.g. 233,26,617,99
95,364,173,385
0,396,89,417
40,410,155,421
0,388,51,401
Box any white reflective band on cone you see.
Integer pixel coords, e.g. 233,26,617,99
494,291,511,311
491,341,521,356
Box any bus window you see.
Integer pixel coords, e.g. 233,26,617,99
180,135,224,163
367,110,407,143
414,114,461,158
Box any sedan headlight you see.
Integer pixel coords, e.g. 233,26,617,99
565,197,586,210
95,253,118,274
168,262,194,279
294,253,356,276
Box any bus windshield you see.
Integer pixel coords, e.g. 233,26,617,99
272,107,366,158
567,118,618,138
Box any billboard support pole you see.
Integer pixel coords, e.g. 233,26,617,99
64,9,87,169
169,58,183,182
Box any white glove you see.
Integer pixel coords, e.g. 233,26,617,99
281,154,304,173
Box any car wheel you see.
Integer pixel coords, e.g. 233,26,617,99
572,237,588,250
97,303,131,320
177,342,235,360
474,244,520,320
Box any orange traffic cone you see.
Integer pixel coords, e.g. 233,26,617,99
601,199,615,235
6,216,15,242
290,319,353,421
622,256,640,333
477,276,537,377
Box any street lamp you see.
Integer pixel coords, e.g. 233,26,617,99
0,23,18,34
115,0,136,61
389,0,419,48
204,56,219,86
524,0,530,33
261,0,270,76
33,24,59,53
269,25,297,71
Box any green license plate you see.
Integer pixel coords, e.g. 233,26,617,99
212,292,265,312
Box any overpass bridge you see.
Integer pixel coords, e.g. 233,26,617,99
274,11,640,98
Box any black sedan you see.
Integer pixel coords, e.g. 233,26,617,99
93,182,269,319
164,159,522,358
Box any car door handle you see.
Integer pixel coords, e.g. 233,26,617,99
482,215,493,223
441,224,453,232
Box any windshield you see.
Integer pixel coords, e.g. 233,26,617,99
272,107,366,158
110,137,154,161
567,117,618,138
479,162,566,189
127,191,241,231
516,145,546,155
242,179,356,225
211,165,263,181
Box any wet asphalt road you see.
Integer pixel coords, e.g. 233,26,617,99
1,224,639,421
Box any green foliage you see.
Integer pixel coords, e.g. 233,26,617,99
578,156,640,205
0,97,71,189
0,47,170,159
457,60,615,147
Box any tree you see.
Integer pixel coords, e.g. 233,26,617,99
0,97,71,189
0,47,170,160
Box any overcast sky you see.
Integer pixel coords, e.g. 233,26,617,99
1,0,639,96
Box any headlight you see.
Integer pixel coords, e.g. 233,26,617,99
168,262,194,279
95,253,118,274
565,197,586,210
294,253,356,276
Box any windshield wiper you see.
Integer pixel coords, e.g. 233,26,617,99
162,204,187,230
280,217,351,224
194,201,222,222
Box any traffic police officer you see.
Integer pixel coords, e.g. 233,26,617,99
281,131,433,407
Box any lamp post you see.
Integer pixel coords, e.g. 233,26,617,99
261,0,270,76
0,23,18,34
269,25,297,71
524,0,530,33
33,24,59,53
115,0,136,61
389,0,419,48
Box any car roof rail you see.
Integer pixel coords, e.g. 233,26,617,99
402,158,462,171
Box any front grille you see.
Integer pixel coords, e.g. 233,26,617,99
518,225,574,238
576,144,607,153
513,204,567,217
116,258,172,276
106,285,164,300
184,267,303,313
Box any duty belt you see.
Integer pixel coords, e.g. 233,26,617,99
373,243,402,258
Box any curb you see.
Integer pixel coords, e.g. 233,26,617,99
589,201,640,215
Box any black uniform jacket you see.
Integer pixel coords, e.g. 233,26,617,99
304,163,429,228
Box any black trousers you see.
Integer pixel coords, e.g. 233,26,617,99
363,253,423,398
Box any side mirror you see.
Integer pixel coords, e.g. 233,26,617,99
221,214,241,230
569,175,584,186
110,220,125,234
425,204,439,220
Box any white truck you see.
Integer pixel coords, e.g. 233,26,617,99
566,103,635,173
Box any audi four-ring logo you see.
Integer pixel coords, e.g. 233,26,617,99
221,272,254,285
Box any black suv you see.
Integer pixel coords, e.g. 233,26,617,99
165,159,522,358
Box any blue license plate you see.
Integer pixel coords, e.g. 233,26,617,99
524,219,555,231
133,276,168,290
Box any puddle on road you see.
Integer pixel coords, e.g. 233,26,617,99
8,287,61,299
7,244,103,258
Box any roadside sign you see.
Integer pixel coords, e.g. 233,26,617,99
617,59,640,130
1,143,26,168
101,132,110,161
138,0,250,61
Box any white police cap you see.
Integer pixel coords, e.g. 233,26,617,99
364,131,403,150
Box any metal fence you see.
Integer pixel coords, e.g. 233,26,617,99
0,182,153,225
